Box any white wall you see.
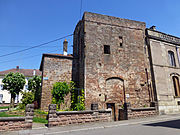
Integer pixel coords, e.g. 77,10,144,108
0,76,30,104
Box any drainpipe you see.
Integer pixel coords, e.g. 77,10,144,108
123,80,128,120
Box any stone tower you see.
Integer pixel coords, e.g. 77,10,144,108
73,12,153,120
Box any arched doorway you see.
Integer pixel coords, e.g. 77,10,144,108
106,77,124,121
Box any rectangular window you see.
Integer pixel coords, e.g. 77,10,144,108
168,51,176,67
15,95,19,103
0,84,3,90
25,85,28,90
104,45,110,54
0,94,3,103
119,36,123,47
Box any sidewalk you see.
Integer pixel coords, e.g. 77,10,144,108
2,113,180,135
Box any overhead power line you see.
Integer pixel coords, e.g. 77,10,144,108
0,45,73,48
0,49,60,64
0,49,60,70
0,34,73,58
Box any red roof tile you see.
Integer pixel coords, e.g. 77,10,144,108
0,68,42,77
44,54,73,57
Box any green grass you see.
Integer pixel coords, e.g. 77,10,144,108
34,109,48,115
0,112,22,117
33,117,48,124
0,106,9,109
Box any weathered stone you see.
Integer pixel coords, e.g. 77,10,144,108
73,12,153,121
40,54,73,111
0,105,34,131
41,12,158,120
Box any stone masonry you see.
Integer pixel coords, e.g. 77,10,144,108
0,104,34,131
40,54,73,110
146,28,180,114
48,104,112,127
40,12,157,120
73,12,154,120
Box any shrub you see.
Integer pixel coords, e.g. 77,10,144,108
19,91,34,109
51,81,75,109
71,89,85,111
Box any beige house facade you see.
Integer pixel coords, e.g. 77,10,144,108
146,27,180,114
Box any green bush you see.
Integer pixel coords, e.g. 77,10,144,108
28,75,41,108
19,91,34,109
71,89,85,111
51,81,75,109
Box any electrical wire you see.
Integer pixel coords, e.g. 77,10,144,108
0,49,61,64
0,34,73,58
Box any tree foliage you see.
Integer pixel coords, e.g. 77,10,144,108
71,89,85,111
28,75,41,108
51,81,75,109
19,75,41,109
19,91,34,109
2,72,26,108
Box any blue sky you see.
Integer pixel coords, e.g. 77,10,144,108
0,0,179,71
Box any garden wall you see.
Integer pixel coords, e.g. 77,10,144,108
0,104,34,131
119,107,157,120
48,104,112,127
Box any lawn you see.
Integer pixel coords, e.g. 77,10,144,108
0,112,22,117
0,108,48,124
0,106,9,109
33,117,48,124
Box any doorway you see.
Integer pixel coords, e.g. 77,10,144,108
107,103,116,121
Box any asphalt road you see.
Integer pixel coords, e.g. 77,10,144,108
2,114,180,135
57,120,180,135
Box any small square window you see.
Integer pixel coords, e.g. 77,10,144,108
104,45,110,54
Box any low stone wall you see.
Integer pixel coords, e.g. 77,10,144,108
48,104,112,127
0,104,34,131
119,107,157,120
128,107,157,119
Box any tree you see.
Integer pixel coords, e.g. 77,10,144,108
28,75,41,108
2,72,26,108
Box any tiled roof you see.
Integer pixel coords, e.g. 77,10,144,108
0,68,42,77
44,54,73,57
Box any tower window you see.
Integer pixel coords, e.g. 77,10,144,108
119,36,123,47
104,45,110,54
168,51,176,67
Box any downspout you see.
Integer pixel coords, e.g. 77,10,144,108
123,80,128,120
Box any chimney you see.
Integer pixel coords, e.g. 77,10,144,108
16,66,19,70
33,69,36,76
63,39,68,56
150,26,156,30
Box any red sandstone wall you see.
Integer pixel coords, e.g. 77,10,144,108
83,12,151,109
73,12,153,121
0,104,34,132
48,104,112,127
